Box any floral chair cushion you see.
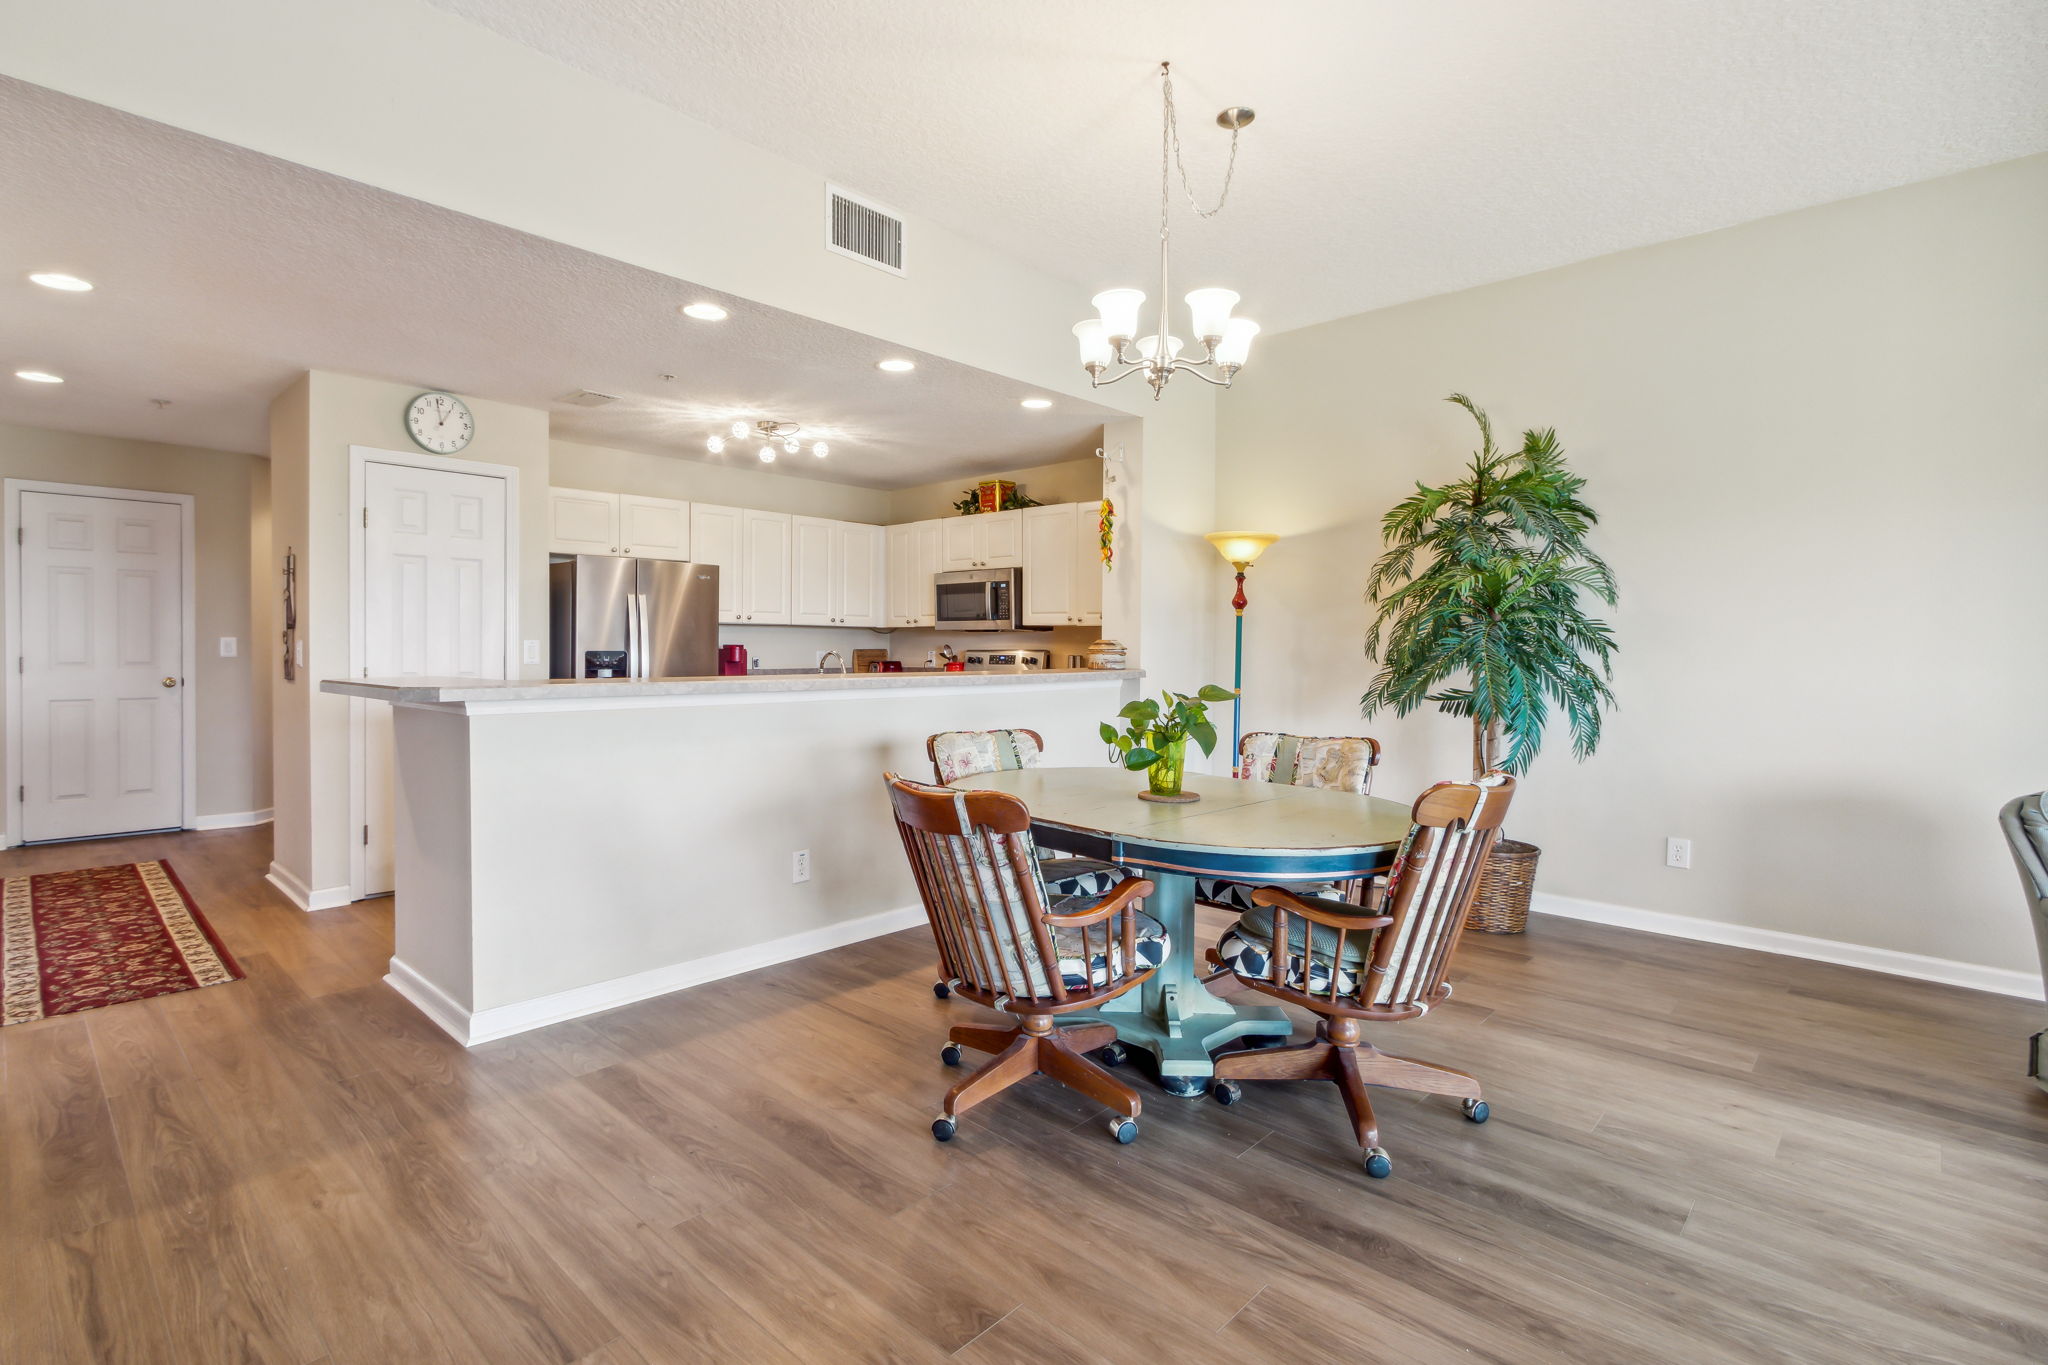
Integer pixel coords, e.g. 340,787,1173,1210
1051,909,1170,991
1238,732,1379,794
930,729,1042,784
1216,896,1379,999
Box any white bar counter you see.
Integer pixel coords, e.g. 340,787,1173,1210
321,668,1141,1043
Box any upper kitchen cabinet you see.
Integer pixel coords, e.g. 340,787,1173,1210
619,495,690,560
793,516,886,628
939,509,1023,570
547,487,619,555
1020,502,1105,627
691,503,791,623
885,519,942,627
548,488,690,559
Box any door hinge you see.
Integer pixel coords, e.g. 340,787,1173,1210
15,526,21,544
17,785,23,802
362,824,370,846
362,507,369,527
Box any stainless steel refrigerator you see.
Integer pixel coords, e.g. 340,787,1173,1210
549,555,720,679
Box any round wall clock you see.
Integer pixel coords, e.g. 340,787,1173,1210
405,391,475,454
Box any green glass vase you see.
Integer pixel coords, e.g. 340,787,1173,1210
1146,735,1188,797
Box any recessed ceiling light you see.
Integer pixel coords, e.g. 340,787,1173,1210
680,302,728,321
876,358,916,373
1020,397,1053,409
15,370,63,384
28,272,92,292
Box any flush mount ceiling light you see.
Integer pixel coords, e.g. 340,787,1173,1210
15,370,63,383
707,418,829,463
1020,397,1053,409
1073,62,1259,401
876,358,916,373
28,272,93,292
680,302,727,321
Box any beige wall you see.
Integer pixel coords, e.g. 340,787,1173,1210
0,420,271,828
269,370,551,902
887,455,1104,522
1214,153,2048,977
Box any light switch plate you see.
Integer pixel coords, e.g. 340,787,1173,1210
218,636,238,657
523,639,541,664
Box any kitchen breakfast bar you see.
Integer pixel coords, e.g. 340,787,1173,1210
321,669,1141,1044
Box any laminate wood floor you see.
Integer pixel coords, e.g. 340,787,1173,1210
3,826,2044,1364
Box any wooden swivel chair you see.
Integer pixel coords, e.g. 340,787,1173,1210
886,774,1161,1144
921,729,1126,1000
1197,731,1384,912
1205,774,1515,1178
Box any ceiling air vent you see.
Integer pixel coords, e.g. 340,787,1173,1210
825,184,905,275
557,389,621,407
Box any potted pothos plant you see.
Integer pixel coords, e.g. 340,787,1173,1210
1362,393,1618,930
1101,685,1237,800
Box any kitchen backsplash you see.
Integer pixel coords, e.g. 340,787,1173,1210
720,623,1101,671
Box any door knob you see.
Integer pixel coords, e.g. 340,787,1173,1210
161,676,178,688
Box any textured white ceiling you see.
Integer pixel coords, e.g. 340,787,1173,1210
427,0,2048,334
0,78,1117,486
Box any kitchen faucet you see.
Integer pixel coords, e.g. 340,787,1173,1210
818,650,846,674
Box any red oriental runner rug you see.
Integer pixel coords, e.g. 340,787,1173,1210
2,860,242,1026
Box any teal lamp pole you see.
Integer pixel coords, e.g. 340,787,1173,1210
1204,532,1279,776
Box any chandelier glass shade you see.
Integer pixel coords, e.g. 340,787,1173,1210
707,419,828,463
1074,63,1258,400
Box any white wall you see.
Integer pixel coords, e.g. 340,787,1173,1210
0,420,271,825
1214,154,2048,978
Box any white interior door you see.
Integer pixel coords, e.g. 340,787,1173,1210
17,490,186,842
361,459,507,896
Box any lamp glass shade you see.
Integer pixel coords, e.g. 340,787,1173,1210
812,442,829,458
1071,319,1113,368
1205,531,1278,567
729,421,748,439
1216,317,1260,367
706,435,725,454
758,445,776,463
1134,334,1185,362
1091,288,1145,340
1184,287,1238,341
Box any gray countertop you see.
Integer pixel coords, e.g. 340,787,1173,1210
320,668,1141,705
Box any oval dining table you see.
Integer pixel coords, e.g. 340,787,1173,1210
946,766,1415,1095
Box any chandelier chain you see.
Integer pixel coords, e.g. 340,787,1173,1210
1160,63,1239,225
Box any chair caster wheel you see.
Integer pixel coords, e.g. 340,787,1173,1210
1109,1117,1138,1145
932,981,951,1000
931,1116,957,1142
940,1043,964,1067
1363,1148,1393,1179
1097,1042,1128,1068
1463,1098,1490,1123
1213,1080,1243,1106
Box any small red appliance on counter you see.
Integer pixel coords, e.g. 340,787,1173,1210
718,644,748,676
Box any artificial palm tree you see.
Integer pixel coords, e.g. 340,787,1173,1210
1363,394,1617,779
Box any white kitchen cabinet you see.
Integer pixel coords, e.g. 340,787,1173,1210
1020,504,1078,626
939,509,1023,570
547,487,620,556
619,495,690,560
689,502,744,621
1071,500,1103,627
740,509,792,624
885,519,942,627
794,516,885,627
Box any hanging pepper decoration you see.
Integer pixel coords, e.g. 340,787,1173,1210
1099,498,1116,570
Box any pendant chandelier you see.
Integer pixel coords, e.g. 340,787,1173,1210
1073,63,1259,400
707,419,828,464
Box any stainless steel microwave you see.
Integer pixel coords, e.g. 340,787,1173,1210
935,567,1041,632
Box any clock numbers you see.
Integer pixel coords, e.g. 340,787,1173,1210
406,391,475,454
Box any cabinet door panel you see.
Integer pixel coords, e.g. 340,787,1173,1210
689,503,745,621
620,495,690,560
940,516,979,570
838,522,885,627
790,516,836,626
1020,505,1076,626
741,510,791,623
548,488,619,555
981,510,1023,567
913,521,942,626
1073,501,1103,626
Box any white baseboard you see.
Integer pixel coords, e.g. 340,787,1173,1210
190,808,274,831
388,903,929,1046
264,861,353,913
1531,892,2044,1001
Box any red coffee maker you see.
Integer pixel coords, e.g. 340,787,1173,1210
718,644,748,676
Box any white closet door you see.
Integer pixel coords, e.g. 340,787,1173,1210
362,460,508,896
18,491,185,841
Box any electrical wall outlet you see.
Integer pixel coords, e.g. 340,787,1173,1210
1665,837,1692,870
522,639,541,664
218,636,238,657
791,849,811,883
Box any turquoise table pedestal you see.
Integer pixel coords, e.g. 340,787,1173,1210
949,767,1413,1097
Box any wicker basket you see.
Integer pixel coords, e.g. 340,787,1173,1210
1467,838,1540,934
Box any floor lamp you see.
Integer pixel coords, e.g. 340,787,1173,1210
1203,532,1278,775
